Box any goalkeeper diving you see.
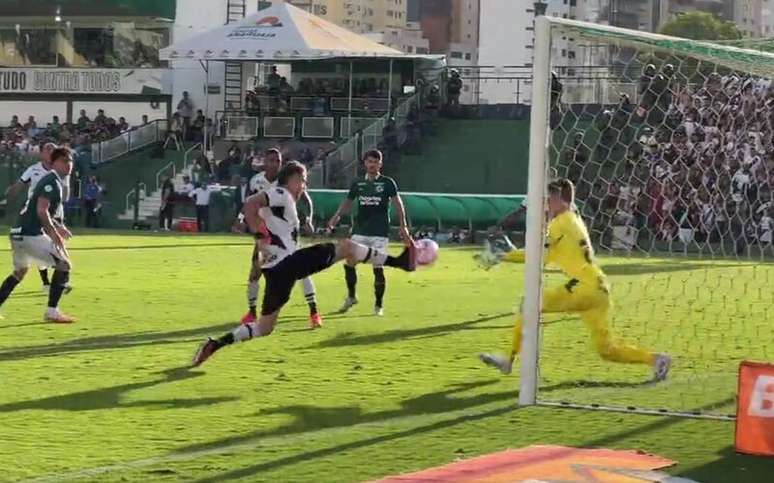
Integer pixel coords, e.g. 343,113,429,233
478,178,672,381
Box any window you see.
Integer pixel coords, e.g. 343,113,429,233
570,0,577,5
451,51,463,58
465,53,471,60
568,50,576,59
561,49,567,57
406,45,413,53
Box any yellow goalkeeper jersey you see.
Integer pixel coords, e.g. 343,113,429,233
545,210,606,284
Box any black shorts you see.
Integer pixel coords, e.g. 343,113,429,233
261,243,336,315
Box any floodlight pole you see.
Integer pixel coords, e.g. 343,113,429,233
519,15,551,407
347,60,354,139
387,58,393,113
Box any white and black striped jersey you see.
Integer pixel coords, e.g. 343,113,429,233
260,187,300,269
249,171,277,195
20,162,69,219
20,162,49,199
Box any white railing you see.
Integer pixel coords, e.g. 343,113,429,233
91,119,168,164
319,94,417,189
324,135,359,189
125,182,147,214
360,114,388,158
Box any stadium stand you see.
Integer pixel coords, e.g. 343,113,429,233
556,65,774,254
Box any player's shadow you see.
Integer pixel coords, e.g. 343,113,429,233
0,367,237,413
600,261,745,276
0,317,310,362
307,312,514,349
175,379,515,456
679,446,772,483
191,393,737,483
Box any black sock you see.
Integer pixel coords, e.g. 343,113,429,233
373,268,386,307
0,274,21,306
344,265,357,298
249,306,257,316
39,269,50,286
48,270,69,309
216,332,235,347
308,301,318,315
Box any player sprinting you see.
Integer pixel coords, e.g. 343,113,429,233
478,178,671,381
0,148,76,323
193,161,417,366
5,142,73,294
326,149,410,316
240,148,322,329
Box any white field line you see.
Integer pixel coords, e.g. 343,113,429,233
22,402,515,483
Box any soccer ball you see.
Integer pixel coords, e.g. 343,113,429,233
415,239,439,266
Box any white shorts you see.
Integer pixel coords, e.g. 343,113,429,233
10,235,71,272
351,234,389,267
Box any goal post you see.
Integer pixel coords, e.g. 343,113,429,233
520,16,774,418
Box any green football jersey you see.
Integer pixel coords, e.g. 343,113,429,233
347,175,398,237
12,171,62,237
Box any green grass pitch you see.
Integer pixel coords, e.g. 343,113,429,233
0,233,771,482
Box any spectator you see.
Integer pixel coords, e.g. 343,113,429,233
164,113,183,151
77,110,90,129
189,182,220,232
176,91,194,140
191,110,205,142
117,117,129,132
159,176,175,231
82,176,102,228
446,69,462,107
179,175,195,196
94,109,107,125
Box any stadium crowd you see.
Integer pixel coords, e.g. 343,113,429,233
565,64,774,253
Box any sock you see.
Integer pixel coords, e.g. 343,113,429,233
223,321,270,345
302,278,318,315
39,269,50,286
0,274,21,306
344,265,357,299
352,243,388,267
373,268,386,307
48,270,69,309
247,279,259,315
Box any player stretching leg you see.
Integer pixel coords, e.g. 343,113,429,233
241,149,321,328
0,148,76,323
478,178,671,381
327,149,410,317
193,162,416,366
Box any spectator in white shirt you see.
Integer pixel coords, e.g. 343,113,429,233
189,183,220,232
179,175,195,196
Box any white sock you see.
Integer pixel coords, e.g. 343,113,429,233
247,279,259,308
301,277,316,301
232,322,268,343
352,243,388,267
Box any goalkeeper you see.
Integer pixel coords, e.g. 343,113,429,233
478,178,672,381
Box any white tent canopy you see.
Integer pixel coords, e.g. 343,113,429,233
160,2,406,61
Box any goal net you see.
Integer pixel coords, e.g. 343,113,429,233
520,17,774,419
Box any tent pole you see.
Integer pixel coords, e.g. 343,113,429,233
347,60,353,139
387,59,393,115
203,60,210,153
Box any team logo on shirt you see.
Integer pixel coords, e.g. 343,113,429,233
44,185,52,193
375,184,384,193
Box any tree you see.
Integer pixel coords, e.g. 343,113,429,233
660,12,743,41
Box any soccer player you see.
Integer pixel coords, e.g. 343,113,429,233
0,148,76,323
326,149,410,316
241,148,322,328
192,162,417,366
478,178,671,381
4,143,70,293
